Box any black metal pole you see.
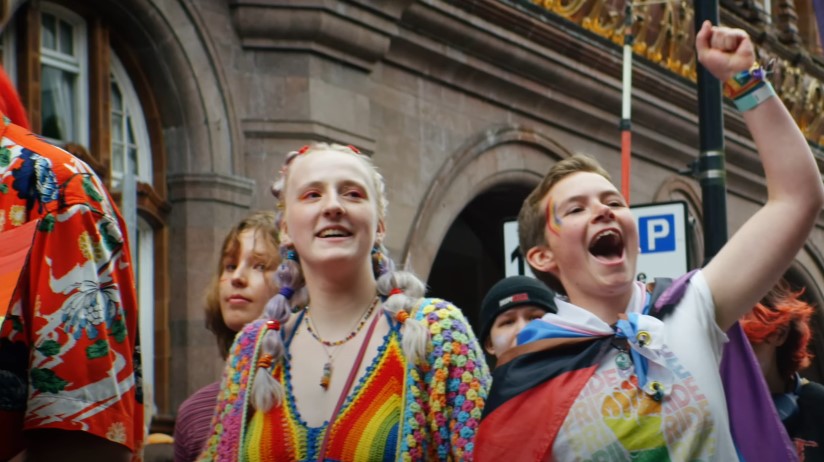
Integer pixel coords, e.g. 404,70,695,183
695,1,728,261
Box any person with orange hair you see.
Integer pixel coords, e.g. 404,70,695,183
0,59,142,462
742,282,824,461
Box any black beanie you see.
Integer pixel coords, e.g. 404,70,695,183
479,276,557,344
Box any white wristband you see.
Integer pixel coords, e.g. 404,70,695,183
734,82,776,112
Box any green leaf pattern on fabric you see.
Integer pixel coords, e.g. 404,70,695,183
31,368,69,393
99,221,120,252
0,146,10,167
82,176,103,202
86,339,110,359
110,318,127,343
36,339,61,357
8,314,23,332
38,214,55,232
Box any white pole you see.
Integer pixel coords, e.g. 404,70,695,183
620,2,634,200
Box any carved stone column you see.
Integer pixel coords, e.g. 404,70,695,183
166,173,255,411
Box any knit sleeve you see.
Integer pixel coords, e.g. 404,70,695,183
419,299,491,461
197,319,265,462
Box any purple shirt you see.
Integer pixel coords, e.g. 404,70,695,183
173,381,221,462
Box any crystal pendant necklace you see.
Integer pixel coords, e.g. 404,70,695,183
316,343,338,390
305,296,379,390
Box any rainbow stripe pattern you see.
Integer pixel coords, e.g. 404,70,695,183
546,197,562,236
198,299,491,462
243,328,404,461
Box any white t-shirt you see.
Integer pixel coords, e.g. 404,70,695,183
551,271,737,461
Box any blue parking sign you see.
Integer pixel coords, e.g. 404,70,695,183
639,214,675,253
631,202,688,279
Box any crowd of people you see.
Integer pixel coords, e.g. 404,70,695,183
2,17,824,462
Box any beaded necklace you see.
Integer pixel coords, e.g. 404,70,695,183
305,296,380,389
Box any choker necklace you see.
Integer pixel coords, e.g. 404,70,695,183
305,296,380,389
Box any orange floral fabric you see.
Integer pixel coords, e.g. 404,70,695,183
0,115,143,459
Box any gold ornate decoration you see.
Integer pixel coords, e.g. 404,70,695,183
526,0,824,147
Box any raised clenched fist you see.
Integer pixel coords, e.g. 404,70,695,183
695,20,756,82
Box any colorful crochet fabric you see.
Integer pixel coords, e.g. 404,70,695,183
197,299,491,461
244,323,404,461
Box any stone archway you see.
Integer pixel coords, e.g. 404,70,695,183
100,0,241,175
82,0,252,412
402,125,571,325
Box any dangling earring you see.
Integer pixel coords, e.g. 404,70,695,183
279,245,303,313
372,245,387,277
281,245,299,263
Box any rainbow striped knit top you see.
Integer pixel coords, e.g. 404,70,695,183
198,299,491,462
243,312,404,461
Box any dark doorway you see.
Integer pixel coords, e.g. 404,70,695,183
427,184,533,338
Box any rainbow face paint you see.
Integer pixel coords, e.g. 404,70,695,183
546,197,562,236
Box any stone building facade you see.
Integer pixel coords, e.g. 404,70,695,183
2,0,824,424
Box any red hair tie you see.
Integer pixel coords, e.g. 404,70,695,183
346,144,360,154
266,320,281,331
389,288,403,297
297,145,310,154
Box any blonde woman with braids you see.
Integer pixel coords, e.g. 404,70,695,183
199,144,490,461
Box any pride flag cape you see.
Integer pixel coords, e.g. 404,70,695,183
0,220,37,319
475,272,797,462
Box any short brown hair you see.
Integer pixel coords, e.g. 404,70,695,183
204,211,279,358
517,154,611,292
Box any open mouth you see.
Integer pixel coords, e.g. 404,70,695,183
588,229,624,261
317,227,352,238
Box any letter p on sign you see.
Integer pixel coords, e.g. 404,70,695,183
639,214,675,253
631,202,688,279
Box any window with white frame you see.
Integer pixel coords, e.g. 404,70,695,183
110,50,155,417
136,216,155,419
40,4,87,145
110,53,151,192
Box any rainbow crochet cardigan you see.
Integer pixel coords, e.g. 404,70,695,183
198,298,491,461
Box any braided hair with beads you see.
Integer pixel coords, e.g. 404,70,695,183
250,143,430,412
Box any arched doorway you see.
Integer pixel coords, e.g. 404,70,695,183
427,183,533,334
